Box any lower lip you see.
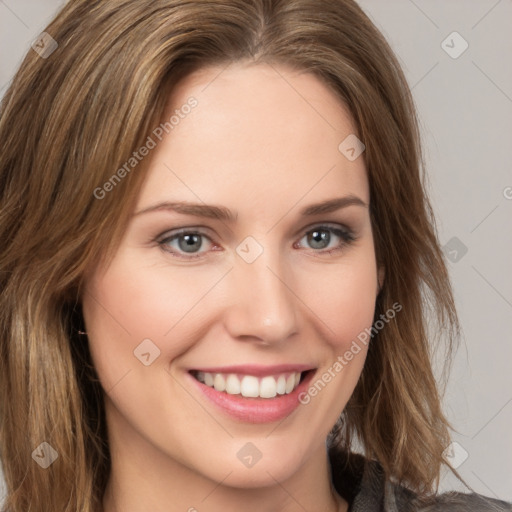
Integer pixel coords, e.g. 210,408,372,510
188,371,316,424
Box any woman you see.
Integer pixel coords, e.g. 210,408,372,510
0,1,510,511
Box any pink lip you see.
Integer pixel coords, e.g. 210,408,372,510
190,363,314,377
187,368,316,424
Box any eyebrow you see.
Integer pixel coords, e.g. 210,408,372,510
133,195,367,222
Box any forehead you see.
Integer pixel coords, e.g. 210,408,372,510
135,62,369,215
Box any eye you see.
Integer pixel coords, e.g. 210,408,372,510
295,224,356,255
158,229,215,259
157,224,356,260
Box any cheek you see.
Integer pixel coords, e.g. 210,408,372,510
82,255,222,366
82,237,378,392
302,249,378,350
291,251,377,431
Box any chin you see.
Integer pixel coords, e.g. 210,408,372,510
183,436,317,489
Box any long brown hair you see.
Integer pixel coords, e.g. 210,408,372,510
0,1,460,510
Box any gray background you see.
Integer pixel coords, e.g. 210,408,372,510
1,0,511,503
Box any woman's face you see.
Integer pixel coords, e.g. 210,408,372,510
82,62,382,489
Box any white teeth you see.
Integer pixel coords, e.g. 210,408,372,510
195,371,303,399
276,375,286,395
285,374,295,394
213,374,226,392
240,375,259,397
260,376,277,398
225,374,241,395
204,372,214,387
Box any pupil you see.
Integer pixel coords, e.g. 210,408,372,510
180,234,201,253
309,230,329,249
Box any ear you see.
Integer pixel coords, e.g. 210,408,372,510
377,265,385,295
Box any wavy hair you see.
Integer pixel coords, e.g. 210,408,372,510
0,0,460,510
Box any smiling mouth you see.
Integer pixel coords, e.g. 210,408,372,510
190,370,312,399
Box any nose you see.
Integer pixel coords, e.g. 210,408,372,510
223,250,299,346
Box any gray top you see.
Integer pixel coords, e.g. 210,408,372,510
328,446,512,511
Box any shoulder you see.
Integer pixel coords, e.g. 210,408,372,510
393,481,512,511
328,445,512,512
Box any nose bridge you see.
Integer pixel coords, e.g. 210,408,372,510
224,240,298,344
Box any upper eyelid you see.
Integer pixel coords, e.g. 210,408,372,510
294,221,352,236
158,222,351,239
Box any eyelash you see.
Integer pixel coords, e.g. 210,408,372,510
156,224,357,260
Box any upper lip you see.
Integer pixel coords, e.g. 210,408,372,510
189,364,315,377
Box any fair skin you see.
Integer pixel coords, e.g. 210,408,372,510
82,61,383,512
